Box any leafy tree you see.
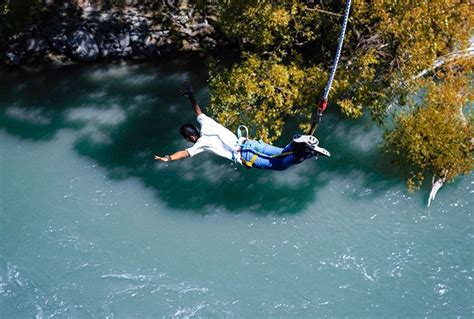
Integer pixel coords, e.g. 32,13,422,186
382,61,473,191
200,0,473,194
208,53,327,142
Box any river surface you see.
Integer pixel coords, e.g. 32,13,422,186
0,63,472,318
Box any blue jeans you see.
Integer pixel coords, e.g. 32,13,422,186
240,139,314,171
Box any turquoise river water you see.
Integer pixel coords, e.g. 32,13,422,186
0,63,472,318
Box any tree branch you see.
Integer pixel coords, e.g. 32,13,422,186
304,7,343,18
428,175,446,207
414,45,474,79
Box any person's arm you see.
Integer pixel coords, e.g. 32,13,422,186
154,150,190,162
182,81,203,117
188,94,203,116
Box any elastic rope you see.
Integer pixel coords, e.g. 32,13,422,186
322,0,352,101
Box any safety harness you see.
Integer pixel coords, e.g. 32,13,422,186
236,125,297,169
236,125,256,168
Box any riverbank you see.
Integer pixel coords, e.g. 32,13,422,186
1,2,222,66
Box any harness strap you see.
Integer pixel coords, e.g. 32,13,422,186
236,123,296,167
237,125,249,140
241,149,296,169
241,153,259,168
271,151,294,158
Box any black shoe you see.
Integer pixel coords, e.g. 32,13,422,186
181,80,193,97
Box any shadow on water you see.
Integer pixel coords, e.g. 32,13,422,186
0,61,406,214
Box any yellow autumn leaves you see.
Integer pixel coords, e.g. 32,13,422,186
201,0,472,190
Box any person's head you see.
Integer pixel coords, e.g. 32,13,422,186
179,123,200,143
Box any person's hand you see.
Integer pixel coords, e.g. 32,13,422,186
181,80,193,97
154,155,170,162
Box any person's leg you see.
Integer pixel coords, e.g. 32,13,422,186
268,136,320,170
240,138,319,171
241,140,275,169
240,140,304,171
281,139,313,160
250,140,284,157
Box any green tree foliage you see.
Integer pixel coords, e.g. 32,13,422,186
204,0,472,127
201,0,473,190
204,0,319,51
382,61,473,191
209,53,327,141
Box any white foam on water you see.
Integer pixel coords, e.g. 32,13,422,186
0,276,5,295
178,157,239,185
78,123,113,144
15,83,27,92
88,65,157,86
168,103,181,113
7,263,23,288
133,94,158,104
5,105,51,125
35,303,44,319
127,74,157,86
172,303,208,319
66,104,129,145
270,159,315,186
67,104,127,126
101,273,165,281
0,263,71,317
323,250,379,283
87,89,108,99
435,283,449,296
167,73,190,82
332,120,381,152
99,268,215,317
88,65,134,81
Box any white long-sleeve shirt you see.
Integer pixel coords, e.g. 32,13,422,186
186,114,240,162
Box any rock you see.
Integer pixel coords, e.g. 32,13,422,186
159,38,178,54
68,29,99,61
143,43,161,58
179,22,214,38
45,52,72,65
130,31,148,45
195,23,214,37
132,19,148,31
181,39,201,51
25,37,49,54
202,37,217,50
122,46,133,57
49,33,68,53
119,33,130,49
96,32,132,59
5,52,21,65
179,26,194,37
130,33,140,43
2,3,218,65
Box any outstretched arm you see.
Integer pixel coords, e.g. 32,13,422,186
188,94,203,117
182,81,203,117
154,150,190,162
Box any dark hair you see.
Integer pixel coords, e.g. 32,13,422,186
179,123,200,139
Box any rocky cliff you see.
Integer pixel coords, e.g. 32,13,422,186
2,1,218,65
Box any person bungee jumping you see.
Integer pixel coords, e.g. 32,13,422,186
154,82,330,171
